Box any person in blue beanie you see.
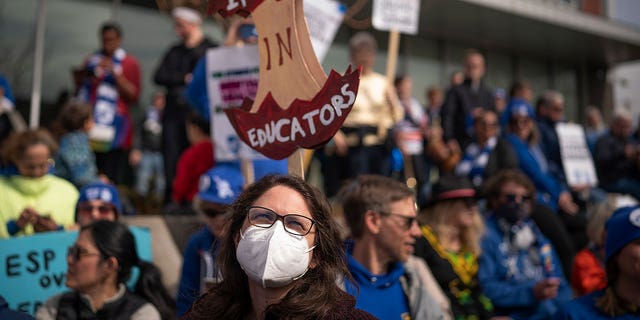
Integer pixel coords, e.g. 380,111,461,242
75,182,122,227
554,205,640,319
176,164,244,316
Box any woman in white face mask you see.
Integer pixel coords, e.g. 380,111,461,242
183,174,376,320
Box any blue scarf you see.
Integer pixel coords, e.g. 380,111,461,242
79,48,126,152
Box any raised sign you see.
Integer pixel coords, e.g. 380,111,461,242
556,123,599,187
372,0,421,35
0,228,151,315
209,0,360,160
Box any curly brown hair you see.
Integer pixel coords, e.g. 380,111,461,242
183,174,350,319
1,129,58,166
483,169,536,210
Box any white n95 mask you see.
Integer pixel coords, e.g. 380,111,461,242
236,220,315,288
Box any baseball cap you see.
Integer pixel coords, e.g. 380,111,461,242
76,182,122,219
198,165,244,205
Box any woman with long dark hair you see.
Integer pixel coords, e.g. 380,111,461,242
183,175,374,319
36,220,175,319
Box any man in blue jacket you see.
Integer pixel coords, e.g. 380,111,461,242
479,170,572,319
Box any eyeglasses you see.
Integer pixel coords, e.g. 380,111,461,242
67,245,101,262
77,204,116,215
380,212,418,230
247,206,317,236
478,121,498,128
501,193,532,203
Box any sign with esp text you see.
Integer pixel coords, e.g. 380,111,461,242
0,228,151,315
372,0,421,34
556,123,599,187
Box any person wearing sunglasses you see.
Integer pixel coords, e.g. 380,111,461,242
36,220,175,320
74,181,122,227
176,165,243,316
339,174,446,320
414,175,495,319
182,174,375,319
479,170,571,319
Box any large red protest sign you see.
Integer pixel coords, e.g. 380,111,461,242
209,0,360,161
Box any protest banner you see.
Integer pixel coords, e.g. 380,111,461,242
209,0,361,174
556,123,599,187
303,0,346,63
206,45,262,162
372,0,421,35
372,0,421,184
0,227,151,315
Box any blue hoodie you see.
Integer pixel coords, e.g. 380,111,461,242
345,251,411,320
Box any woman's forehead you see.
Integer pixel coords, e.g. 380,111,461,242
252,185,312,218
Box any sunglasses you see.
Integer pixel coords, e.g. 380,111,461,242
77,204,116,215
379,212,418,230
67,245,102,262
502,193,533,203
202,208,227,218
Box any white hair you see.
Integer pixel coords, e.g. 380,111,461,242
172,6,202,25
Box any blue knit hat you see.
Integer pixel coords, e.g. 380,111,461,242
198,165,244,205
76,182,122,220
605,205,640,262
500,98,535,127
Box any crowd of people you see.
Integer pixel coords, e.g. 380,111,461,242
1,4,640,320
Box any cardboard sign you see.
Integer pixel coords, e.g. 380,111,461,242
210,0,361,160
556,123,599,187
225,67,360,159
372,0,421,35
206,45,265,161
0,227,151,315
303,0,346,62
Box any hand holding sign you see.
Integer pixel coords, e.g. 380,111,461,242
209,0,360,161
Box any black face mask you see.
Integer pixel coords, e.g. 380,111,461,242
495,201,531,224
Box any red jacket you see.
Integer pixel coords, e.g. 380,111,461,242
172,141,214,204
571,247,606,296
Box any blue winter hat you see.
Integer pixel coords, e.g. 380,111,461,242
500,98,535,127
198,165,244,205
605,205,640,262
76,182,123,218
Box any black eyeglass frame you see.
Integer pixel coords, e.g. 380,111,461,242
246,205,317,236
67,245,103,262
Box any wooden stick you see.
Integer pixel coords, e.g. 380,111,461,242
385,30,400,84
240,158,255,185
288,149,305,179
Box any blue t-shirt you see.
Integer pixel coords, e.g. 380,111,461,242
554,289,640,319
345,251,411,320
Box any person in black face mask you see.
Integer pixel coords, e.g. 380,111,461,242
478,169,572,319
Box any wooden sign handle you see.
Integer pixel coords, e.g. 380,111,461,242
385,30,400,84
